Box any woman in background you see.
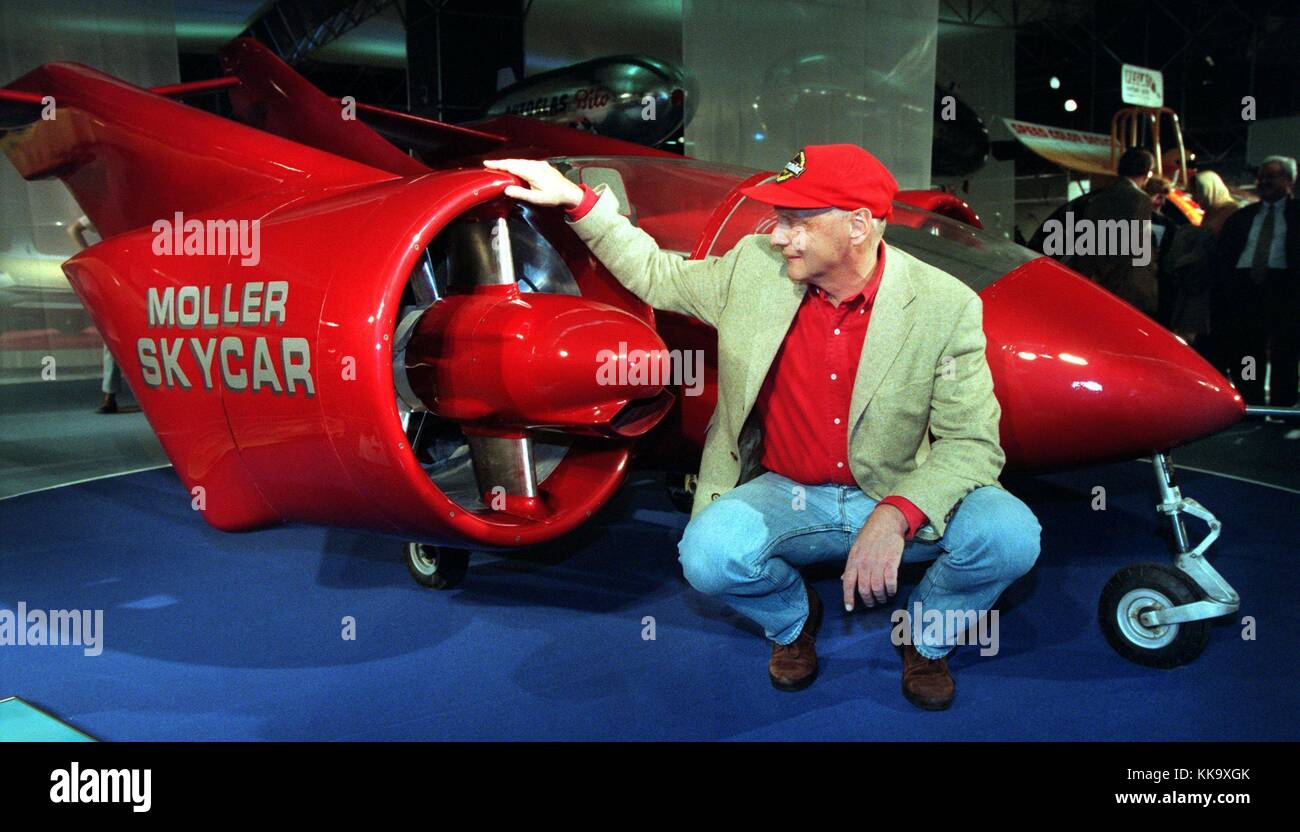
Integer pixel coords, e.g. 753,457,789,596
1191,170,1240,236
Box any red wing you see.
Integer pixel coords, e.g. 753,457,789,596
343,100,509,162
0,88,47,129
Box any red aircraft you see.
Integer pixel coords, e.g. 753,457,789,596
0,40,1255,668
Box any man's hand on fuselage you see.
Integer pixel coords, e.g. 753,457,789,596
842,503,907,610
483,158,585,209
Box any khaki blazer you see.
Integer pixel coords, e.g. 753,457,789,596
568,185,1005,537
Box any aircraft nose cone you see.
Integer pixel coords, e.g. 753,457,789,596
982,259,1245,470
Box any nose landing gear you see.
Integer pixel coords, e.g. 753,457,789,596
1098,453,1239,667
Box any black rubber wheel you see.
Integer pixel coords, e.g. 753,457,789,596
1098,563,1210,668
405,542,469,590
666,474,696,514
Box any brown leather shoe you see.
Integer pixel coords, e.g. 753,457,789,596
900,643,955,710
769,584,823,692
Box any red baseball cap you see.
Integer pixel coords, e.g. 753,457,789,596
739,144,899,221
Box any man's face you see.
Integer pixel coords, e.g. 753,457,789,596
768,206,855,284
1256,162,1293,202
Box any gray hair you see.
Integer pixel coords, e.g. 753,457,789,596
1261,155,1297,182
827,207,887,237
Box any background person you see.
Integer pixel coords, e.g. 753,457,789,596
1062,148,1158,316
66,215,121,414
1191,170,1241,236
1212,155,1299,407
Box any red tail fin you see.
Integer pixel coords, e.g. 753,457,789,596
215,38,674,170
218,38,431,178
1,61,396,237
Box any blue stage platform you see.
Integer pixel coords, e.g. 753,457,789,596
0,462,1295,741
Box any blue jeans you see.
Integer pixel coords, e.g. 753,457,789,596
677,472,1041,659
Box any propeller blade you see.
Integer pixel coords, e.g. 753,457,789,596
467,433,538,498
452,215,515,286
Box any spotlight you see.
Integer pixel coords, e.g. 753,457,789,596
1050,76,1061,89
1064,99,1078,112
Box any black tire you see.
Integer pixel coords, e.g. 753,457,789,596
405,542,469,590
666,474,696,514
1098,563,1210,668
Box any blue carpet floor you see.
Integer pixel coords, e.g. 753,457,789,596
0,462,1296,741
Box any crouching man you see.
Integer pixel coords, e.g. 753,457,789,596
485,145,1040,710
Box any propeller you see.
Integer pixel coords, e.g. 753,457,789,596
394,202,629,521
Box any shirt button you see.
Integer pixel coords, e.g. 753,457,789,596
837,462,845,468
830,373,837,381
859,309,865,315
834,328,841,335
834,417,841,425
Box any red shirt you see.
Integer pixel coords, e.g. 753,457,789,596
569,187,926,538
754,245,926,539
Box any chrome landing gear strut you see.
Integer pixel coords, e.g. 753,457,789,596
1098,452,1240,668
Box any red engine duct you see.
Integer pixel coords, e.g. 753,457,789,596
63,170,665,547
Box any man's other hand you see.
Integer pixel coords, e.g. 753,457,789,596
483,159,585,209
842,503,907,611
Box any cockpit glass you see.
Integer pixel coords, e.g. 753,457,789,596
551,158,1041,290
708,194,1040,292
551,156,756,254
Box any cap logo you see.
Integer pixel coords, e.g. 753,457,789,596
775,149,806,182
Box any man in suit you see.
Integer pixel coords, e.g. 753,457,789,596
1062,148,1159,316
1029,190,1094,255
1212,155,1299,407
485,145,1040,711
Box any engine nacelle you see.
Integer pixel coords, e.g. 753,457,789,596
64,170,664,547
